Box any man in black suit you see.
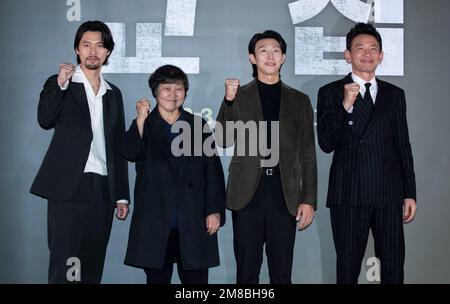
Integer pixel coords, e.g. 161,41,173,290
317,23,417,284
30,21,130,283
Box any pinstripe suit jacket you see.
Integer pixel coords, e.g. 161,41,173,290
317,74,416,207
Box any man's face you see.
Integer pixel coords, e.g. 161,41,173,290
345,34,383,75
76,31,110,70
156,82,186,113
249,38,286,78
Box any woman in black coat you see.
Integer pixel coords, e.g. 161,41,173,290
122,65,226,284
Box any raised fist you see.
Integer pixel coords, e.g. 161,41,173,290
343,83,360,111
136,98,151,121
224,78,240,102
57,63,76,87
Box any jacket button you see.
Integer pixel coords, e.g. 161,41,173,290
348,120,353,126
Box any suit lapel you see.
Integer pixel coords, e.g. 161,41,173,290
103,90,112,137
103,89,117,159
355,92,372,135
69,82,91,127
102,89,115,200
279,83,288,133
279,83,295,155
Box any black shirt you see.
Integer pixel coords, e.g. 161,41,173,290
257,79,281,151
257,79,281,122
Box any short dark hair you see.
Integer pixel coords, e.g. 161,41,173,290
346,22,382,51
248,30,287,78
148,65,189,98
74,21,115,65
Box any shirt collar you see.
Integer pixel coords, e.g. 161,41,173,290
72,66,112,91
351,73,377,91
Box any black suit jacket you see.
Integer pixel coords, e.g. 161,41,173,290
30,75,130,205
317,74,416,207
122,108,226,270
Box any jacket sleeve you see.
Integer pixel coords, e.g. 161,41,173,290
203,123,226,226
122,119,147,163
299,96,318,209
394,89,416,200
317,86,349,153
113,89,131,203
37,75,67,130
215,92,240,149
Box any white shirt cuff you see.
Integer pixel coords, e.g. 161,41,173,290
343,101,353,113
116,199,129,205
59,81,69,91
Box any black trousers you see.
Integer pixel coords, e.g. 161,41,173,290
232,170,297,284
144,230,208,284
47,173,114,284
330,205,405,284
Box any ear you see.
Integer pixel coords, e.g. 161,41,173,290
379,50,384,64
281,54,286,64
344,49,352,64
76,48,80,56
107,50,111,56
249,54,256,64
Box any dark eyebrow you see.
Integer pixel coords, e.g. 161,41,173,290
353,43,379,48
81,40,103,44
257,44,281,50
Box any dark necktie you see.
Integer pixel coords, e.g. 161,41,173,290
357,82,374,132
363,82,374,113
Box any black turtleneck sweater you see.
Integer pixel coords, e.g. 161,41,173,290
257,79,281,150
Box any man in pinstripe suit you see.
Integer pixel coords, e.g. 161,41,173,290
317,23,417,284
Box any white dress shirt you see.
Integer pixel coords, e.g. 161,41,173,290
60,66,128,204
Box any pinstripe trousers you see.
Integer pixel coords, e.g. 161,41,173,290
330,205,405,284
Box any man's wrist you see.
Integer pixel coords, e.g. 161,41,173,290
136,117,146,124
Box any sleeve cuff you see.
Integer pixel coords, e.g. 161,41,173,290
224,98,234,107
59,81,69,91
116,199,129,205
342,101,353,113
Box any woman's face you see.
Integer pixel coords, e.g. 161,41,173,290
156,82,186,113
